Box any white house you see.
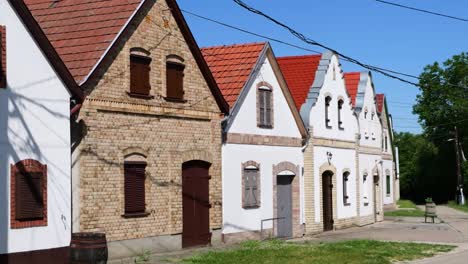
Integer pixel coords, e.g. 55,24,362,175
344,72,384,224
0,1,83,262
377,94,399,207
278,52,360,233
202,42,308,241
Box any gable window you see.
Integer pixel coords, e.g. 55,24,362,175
325,96,332,128
166,61,185,101
343,171,350,206
11,159,47,229
124,160,148,217
371,111,375,120
242,162,260,208
257,83,273,128
364,108,368,119
386,172,391,196
338,99,344,130
363,172,369,206
130,54,152,97
384,135,388,152
1,25,6,88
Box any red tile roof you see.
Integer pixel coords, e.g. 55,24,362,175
201,43,266,108
344,72,361,107
376,94,385,113
23,0,142,84
277,55,322,110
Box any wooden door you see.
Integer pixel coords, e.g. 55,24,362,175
322,172,334,231
277,176,293,238
182,161,211,248
373,174,380,222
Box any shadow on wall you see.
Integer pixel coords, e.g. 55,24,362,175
0,79,70,262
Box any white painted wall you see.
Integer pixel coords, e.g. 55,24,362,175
358,154,381,216
309,56,358,141
312,147,357,221
222,54,304,234
222,144,303,234
0,1,72,254
229,56,302,138
358,78,382,148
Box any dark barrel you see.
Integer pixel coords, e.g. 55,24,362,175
70,233,108,264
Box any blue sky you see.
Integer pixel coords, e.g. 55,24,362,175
177,0,467,134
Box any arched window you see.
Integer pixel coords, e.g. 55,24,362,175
129,49,152,97
363,172,369,206
325,96,332,128
123,153,148,217
364,108,368,119
343,171,350,206
166,55,185,101
337,99,344,130
371,111,375,120
257,82,273,128
11,159,47,228
242,161,261,208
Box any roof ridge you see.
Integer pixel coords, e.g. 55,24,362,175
277,54,322,60
201,42,266,50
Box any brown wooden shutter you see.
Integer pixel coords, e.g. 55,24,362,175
166,62,185,100
16,172,44,220
124,163,146,214
130,55,151,95
259,90,266,126
265,90,272,127
0,26,6,88
244,169,259,208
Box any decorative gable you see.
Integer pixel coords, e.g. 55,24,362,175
0,25,5,88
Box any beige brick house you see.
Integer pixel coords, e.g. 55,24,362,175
23,0,229,259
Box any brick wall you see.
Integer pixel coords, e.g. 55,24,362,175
76,0,223,242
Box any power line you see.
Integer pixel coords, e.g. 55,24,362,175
230,0,468,91
374,0,468,22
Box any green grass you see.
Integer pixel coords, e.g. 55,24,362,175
385,209,426,217
448,201,468,213
397,200,418,209
182,240,454,264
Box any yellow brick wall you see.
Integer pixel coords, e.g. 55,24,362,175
76,0,223,242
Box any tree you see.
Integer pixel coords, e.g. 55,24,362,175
413,52,468,201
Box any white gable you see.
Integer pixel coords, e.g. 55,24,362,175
0,1,71,254
228,56,302,138
308,55,358,141
359,76,382,148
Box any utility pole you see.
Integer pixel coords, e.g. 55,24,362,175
454,126,465,205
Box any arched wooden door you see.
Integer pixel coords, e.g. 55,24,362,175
182,160,211,248
322,171,334,231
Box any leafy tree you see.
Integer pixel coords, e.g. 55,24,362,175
412,52,468,201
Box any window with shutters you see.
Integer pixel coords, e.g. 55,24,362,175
129,54,152,98
325,96,332,128
257,83,273,128
242,161,261,209
123,161,148,218
1,25,6,88
337,99,344,130
10,159,47,229
166,61,185,101
343,171,350,206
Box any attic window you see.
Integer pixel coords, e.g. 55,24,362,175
129,54,152,98
325,96,332,128
257,82,273,129
0,26,6,88
166,55,186,102
337,99,344,130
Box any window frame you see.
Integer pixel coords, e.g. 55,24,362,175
337,99,344,130
123,161,149,218
165,61,186,102
10,159,48,229
325,96,332,129
343,171,351,206
129,54,153,98
242,162,261,209
257,84,273,129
